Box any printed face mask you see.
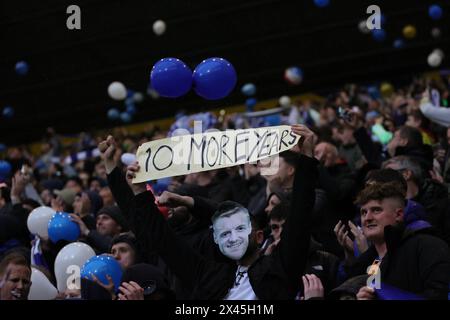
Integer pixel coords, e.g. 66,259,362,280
213,209,252,261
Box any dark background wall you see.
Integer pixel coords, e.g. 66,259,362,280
0,0,449,144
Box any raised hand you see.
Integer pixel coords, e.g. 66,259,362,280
126,162,147,195
290,124,316,158
69,213,90,237
91,274,116,300
334,220,354,254
98,135,117,174
158,191,193,208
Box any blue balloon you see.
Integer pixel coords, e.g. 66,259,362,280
245,98,257,111
15,61,29,76
126,89,135,99
2,106,14,119
393,39,404,49
126,104,137,116
372,29,386,42
429,5,443,20
0,160,12,180
241,83,256,96
192,57,237,100
81,255,123,291
120,112,132,123
150,58,192,98
48,212,80,243
107,108,120,120
314,0,330,8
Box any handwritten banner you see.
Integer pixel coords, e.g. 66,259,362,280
132,125,300,183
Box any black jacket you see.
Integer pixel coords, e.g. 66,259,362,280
413,179,450,246
107,154,318,299
344,224,450,299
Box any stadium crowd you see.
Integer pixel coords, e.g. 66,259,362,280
1,74,450,300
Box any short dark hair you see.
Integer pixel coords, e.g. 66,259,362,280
279,150,299,168
211,201,249,225
355,182,406,207
398,126,423,147
269,201,290,221
365,169,407,192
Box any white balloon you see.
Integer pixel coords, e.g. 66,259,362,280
27,206,56,239
153,20,166,36
29,267,58,300
121,153,136,166
54,242,95,292
147,87,160,99
358,19,370,34
279,96,291,108
431,28,441,39
133,92,144,103
432,48,444,60
427,52,442,68
108,81,127,100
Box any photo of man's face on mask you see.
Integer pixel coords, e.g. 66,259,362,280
213,208,252,261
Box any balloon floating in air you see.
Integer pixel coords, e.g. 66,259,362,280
120,112,132,123
428,5,443,21
153,20,166,36
107,108,120,120
245,98,257,110
314,0,330,8
2,106,14,119
427,51,442,68
133,92,144,103
192,57,237,100
403,25,416,39
284,66,303,85
393,39,404,49
241,83,256,96
358,20,370,34
15,61,29,76
279,96,291,107
150,58,192,98
431,28,441,39
108,82,127,100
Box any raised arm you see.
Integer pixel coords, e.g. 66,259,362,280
277,125,318,294
99,136,138,214
122,163,209,292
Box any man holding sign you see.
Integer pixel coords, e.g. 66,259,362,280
99,124,317,299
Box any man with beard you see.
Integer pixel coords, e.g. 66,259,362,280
99,124,317,299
